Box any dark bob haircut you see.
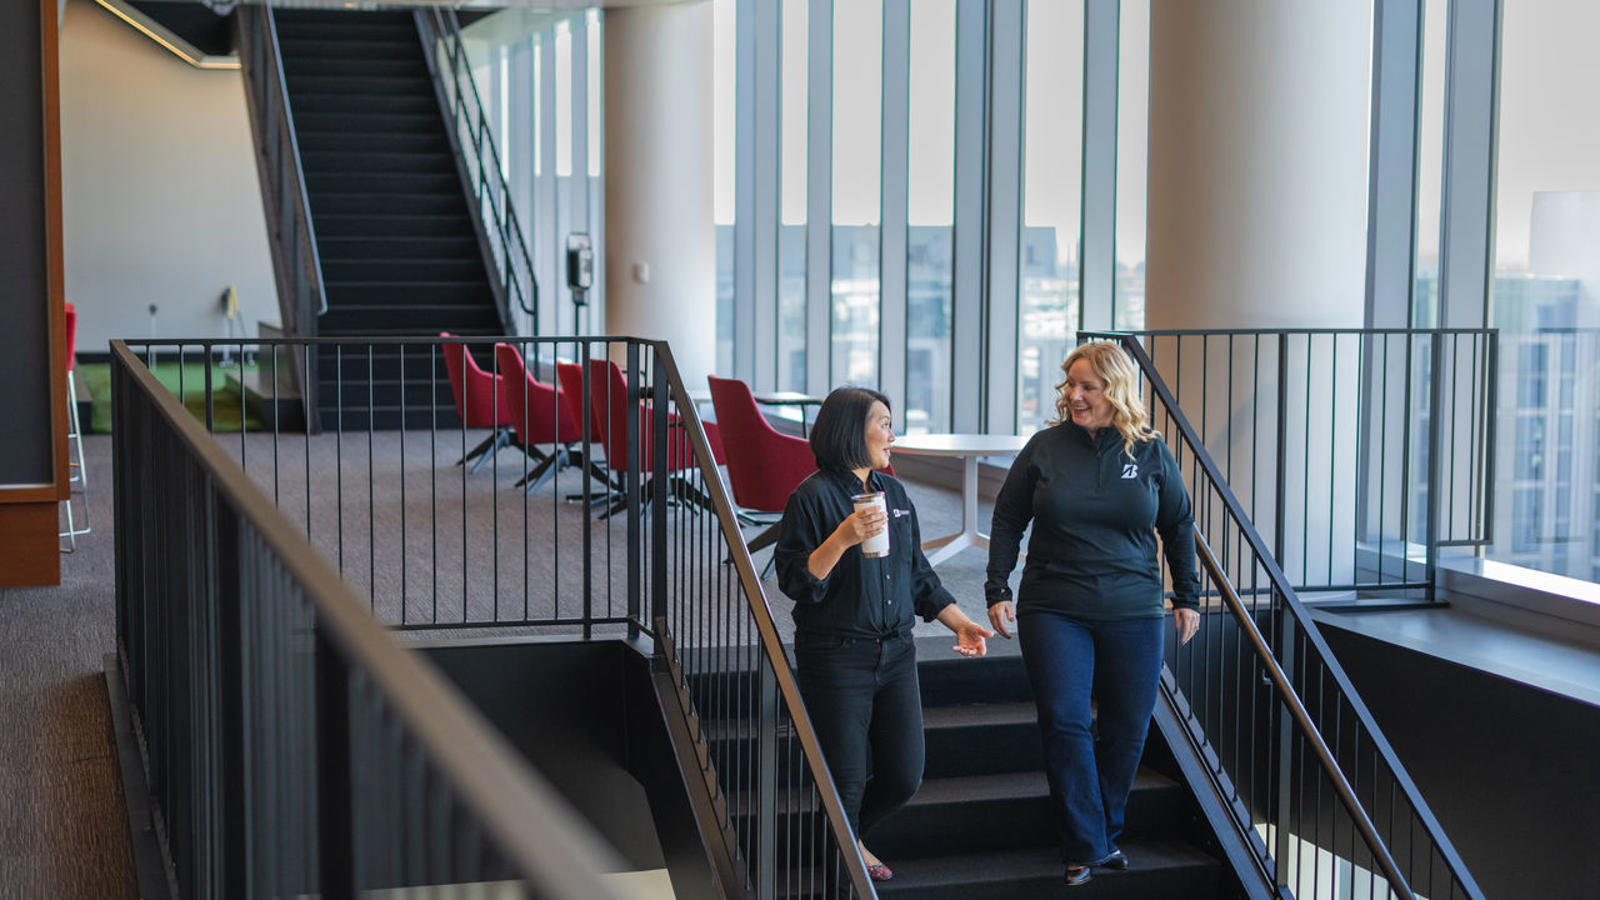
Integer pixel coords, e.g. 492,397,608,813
809,386,892,472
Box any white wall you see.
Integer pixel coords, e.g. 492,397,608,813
59,0,276,356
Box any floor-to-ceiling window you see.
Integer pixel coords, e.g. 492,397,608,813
904,0,955,434
830,0,882,388
778,0,809,393
715,0,737,374
459,9,603,338
1112,0,1148,330
1018,0,1083,433
1484,0,1600,583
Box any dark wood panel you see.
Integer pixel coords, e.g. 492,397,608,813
0,502,60,586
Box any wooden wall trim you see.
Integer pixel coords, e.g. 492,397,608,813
44,0,68,503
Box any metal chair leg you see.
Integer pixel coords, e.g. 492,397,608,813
60,375,90,549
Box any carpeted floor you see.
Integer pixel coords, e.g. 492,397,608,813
0,431,1014,898
0,435,135,899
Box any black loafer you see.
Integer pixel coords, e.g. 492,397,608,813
1064,865,1093,886
1101,849,1129,870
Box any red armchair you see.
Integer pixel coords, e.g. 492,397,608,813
586,358,724,517
493,345,610,493
440,332,516,473
707,375,816,552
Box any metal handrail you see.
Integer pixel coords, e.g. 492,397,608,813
1192,530,1416,898
110,341,628,898
238,5,327,324
1106,332,1485,899
648,340,876,899
1082,328,1497,583
416,8,540,334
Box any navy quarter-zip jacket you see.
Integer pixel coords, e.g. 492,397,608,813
985,421,1200,619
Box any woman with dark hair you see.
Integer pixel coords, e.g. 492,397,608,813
774,386,993,882
985,341,1201,887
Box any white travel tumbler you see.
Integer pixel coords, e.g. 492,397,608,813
852,491,890,558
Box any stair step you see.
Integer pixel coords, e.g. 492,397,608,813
297,130,449,155
871,840,1222,900
286,74,434,97
323,259,487,283
276,39,421,59
295,111,443,135
313,192,466,218
314,346,501,382
276,22,417,43
307,172,460,195
291,93,438,116
301,150,455,175
869,769,1186,859
315,405,466,433
314,212,472,238
316,324,502,338
282,56,427,79
317,236,481,260
321,304,501,331
324,280,493,305
922,701,1042,778
919,652,1034,705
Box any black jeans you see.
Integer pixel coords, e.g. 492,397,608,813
793,632,924,839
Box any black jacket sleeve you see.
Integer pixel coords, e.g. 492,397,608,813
907,495,957,622
1153,438,1201,611
985,436,1039,607
774,488,831,606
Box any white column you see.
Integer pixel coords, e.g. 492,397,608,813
1143,3,1375,589
603,2,716,389
1145,1,1371,330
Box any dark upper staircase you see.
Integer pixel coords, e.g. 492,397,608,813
273,9,506,429
705,643,1239,899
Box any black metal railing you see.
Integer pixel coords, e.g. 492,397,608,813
110,341,629,899
416,8,539,337
116,336,873,898
1095,334,1484,900
237,4,324,424
1083,329,1496,604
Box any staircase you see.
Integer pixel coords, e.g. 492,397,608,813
869,645,1232,898
706,642,1238,899
274,9,506,429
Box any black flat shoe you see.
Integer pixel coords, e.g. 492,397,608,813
1064,865,1092,886
1100,849,1129,870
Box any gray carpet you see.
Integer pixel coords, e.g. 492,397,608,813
0,434,135,899
0,430,1015,898
212,429,1013,643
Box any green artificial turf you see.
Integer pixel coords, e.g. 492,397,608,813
77,361,266,434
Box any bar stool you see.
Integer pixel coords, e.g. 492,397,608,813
60,303,91,551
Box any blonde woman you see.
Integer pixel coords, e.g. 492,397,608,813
984,341,1201,887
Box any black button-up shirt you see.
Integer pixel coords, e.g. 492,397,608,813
775,468,956,640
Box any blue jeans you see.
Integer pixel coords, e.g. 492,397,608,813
793,632,924,839
1017,609,1165,865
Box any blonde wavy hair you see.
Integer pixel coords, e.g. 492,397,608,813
1049,341,1155,458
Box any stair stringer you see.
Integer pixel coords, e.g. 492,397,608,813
1152,667,1282,900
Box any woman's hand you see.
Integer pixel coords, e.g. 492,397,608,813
831,505,887,548
1173,608,1200,645
987,601,1016,639
808,506,888,580
952,622,994,658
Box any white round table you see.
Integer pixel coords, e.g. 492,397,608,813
890,433,1031,565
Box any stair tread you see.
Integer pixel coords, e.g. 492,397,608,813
876,839,1220,893
910,767,1178,807
729,766,1176,817
922,701,1038,730
325,281,488,288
